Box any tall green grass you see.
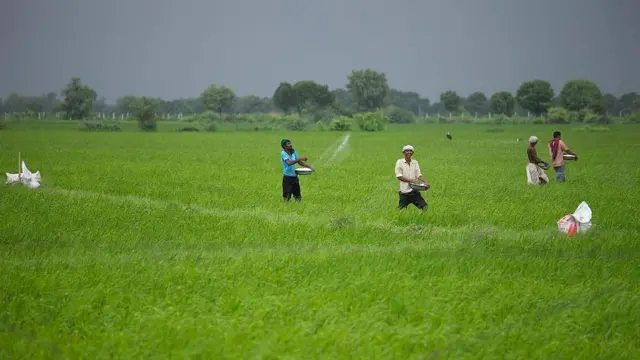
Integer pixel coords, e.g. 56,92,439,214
1,124,639,359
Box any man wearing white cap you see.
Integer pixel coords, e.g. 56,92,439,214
395,145,430,211
526,136,549,185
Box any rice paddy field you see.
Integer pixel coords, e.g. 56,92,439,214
1,121,640,359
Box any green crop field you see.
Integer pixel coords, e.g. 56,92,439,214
1,123,639,359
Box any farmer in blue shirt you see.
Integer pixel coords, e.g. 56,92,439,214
280,138,312,202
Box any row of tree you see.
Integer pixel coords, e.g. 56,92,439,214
2,70,639,121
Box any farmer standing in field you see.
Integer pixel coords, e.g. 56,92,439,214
548,131,578,182
395,145,430,211
526,136,549,185
280,138,312,202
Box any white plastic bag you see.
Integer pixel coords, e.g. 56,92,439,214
572,201,592,225
26,179,41,189
22,161,41,188
5,161,41,188
557,214,577,234
557,201,593,235
5,173,21,184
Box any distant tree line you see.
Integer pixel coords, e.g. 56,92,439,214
2,69,639,127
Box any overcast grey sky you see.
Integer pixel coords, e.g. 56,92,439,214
1,0,638,103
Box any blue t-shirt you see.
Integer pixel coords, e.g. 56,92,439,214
281,150,297,176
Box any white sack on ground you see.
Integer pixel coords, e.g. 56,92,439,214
5,173,20,184
5,160,41,188
557,201,593,234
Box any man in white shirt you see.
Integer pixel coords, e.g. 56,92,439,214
395,145,430,211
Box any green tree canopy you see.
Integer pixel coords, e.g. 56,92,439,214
440,90,461,113
60,77,97,120
560,79,605,114
346,69,389,112
490,91,515,116
272,82,298,114
515,80,554,116
201,84,236,116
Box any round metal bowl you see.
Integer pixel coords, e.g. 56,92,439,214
410,183,429,191
295,168,314,175
563,154,577,161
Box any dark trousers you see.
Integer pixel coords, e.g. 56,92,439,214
282,175,301,201
398,190,428,211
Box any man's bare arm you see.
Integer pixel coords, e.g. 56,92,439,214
284,156,308,165
397,175,418,183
